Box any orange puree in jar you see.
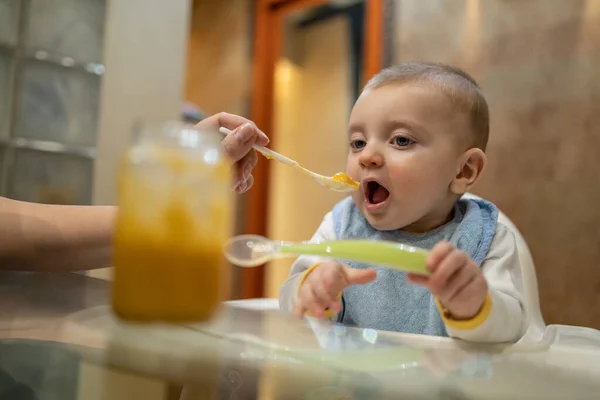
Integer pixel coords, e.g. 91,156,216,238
112,140,231,323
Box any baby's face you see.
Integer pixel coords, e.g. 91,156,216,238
346,83,470,232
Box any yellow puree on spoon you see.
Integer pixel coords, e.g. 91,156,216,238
331,172,360,190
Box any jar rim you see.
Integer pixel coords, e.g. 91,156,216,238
132,119,222,150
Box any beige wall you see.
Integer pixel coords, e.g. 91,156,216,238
265,17,351,298
93,0,192,206
185,0,252,117
393,0,600,328
90,0,192,279
185,0,253,298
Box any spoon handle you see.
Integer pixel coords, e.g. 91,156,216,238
280,240,430,276
219,127,299,167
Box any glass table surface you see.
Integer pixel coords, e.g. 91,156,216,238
1,271,599,400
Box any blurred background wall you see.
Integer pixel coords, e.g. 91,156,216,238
0,0,598,329
265,12,353,300
389,0,600,329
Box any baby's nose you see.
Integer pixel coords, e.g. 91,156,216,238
359,149,384,168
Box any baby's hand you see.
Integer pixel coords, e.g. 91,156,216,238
407,242,488,320
294,262,376,319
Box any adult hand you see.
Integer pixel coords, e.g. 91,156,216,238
195,112,269,193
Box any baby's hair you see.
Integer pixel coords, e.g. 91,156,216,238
365,62,489,151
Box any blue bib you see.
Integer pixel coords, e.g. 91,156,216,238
331,197,498,336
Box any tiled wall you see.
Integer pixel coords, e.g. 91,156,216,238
0,0,105,205
392,0,600,328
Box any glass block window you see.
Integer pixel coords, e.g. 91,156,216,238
0,0,20,46
16,60,101,146
26,0,106,63
0,0,106,204
9,149,93,205
0,51,12,141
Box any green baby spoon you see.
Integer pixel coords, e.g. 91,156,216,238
223,235,430,275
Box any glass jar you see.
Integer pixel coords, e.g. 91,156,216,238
112,120,232,322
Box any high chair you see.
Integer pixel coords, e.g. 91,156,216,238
463,195,599,349
462,193,546,343
228,194,547,339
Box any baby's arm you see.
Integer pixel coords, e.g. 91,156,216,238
442,223,526,343
279,212,336,312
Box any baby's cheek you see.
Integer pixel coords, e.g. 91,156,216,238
387,164,425,190
389,167,450,216
400,159,451,189
350,187,363,202
345,155,361,175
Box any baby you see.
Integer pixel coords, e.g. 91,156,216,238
279,62,526,343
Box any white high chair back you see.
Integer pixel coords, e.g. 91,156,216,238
462,193,546,342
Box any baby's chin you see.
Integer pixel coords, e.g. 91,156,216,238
360,208,405,231
352,196,408,231
366,218,404,231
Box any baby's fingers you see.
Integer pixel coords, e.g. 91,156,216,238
426,242,454,272
436,265,474,305
295,286,327,319
428,250,467,295
313,281,341,310
407,272,429,286
344,267,377,286
293,300,305,319
329,298,342,313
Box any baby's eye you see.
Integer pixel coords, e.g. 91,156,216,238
392,136,414,147
350,139,366,150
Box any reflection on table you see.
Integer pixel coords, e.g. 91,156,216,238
1,271,599,399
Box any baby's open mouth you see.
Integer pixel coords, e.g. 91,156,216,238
365,180,390,205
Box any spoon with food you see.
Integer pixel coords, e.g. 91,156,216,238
219,127,359,193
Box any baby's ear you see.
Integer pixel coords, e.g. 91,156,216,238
450,148,487,195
